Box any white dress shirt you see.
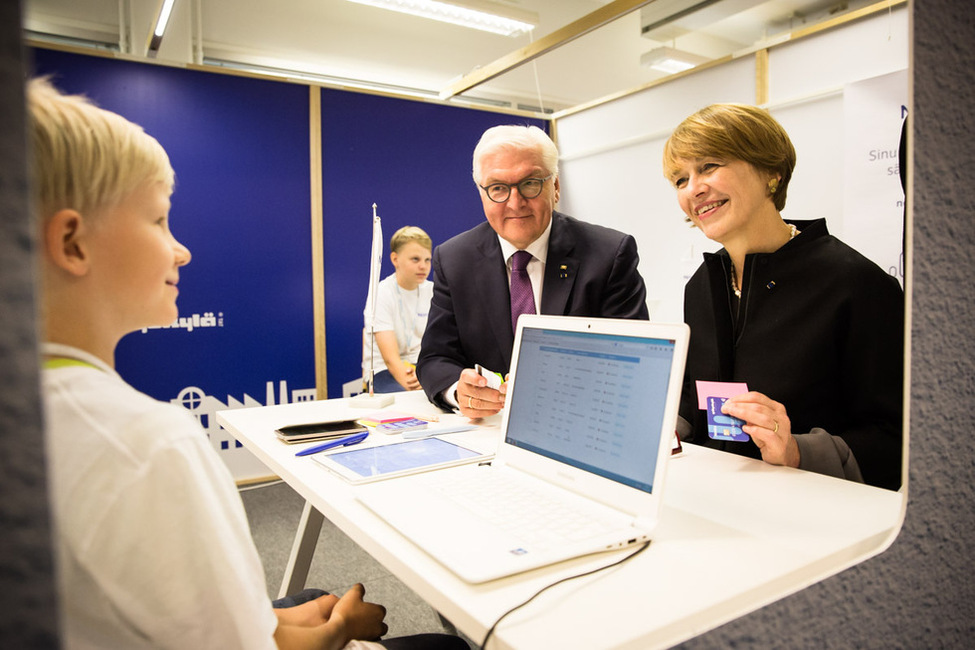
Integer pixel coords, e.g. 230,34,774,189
443,216,554,408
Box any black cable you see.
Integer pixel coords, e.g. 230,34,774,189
480,540,652,648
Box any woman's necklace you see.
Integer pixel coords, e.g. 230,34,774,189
730,223,800,298
730,267,742,299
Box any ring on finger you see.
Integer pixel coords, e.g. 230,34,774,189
468,395,474,409
772,420,779,434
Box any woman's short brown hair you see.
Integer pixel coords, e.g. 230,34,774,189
662,103,796,211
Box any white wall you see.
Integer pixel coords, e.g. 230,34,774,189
555,6,909,323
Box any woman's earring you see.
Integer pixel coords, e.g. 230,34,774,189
768,177,779,195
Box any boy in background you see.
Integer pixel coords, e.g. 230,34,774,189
30,77,465,650
362,226,433,393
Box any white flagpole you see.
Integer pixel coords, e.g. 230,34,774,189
352,203,394,408
365,204,382,396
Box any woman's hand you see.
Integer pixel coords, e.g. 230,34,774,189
722,391,800,468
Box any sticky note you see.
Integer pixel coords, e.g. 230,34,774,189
695,380,749,410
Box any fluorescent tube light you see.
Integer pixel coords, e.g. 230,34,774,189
154,0,176,37
147,0,177,56
346,0,538,36
640,46,709,74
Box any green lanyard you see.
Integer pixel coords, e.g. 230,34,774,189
43,357,101,371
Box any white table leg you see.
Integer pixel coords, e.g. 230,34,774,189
278,500,325,598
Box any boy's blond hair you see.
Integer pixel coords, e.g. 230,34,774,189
389,226,432,253
27,77,175,222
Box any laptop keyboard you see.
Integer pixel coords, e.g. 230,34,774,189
426,467,629,550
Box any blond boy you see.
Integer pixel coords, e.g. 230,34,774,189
30,77,396,650
362,226,433,393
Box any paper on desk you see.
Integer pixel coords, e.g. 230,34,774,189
356,411,415,427
695,380,749,410
356,410,441,428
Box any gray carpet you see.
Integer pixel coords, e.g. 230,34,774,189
240,480,473,646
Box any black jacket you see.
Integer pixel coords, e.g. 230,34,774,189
680,219,904,490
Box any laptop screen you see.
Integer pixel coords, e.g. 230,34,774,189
504,326,677,493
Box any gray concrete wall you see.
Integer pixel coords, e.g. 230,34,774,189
683,1,975,646
0,1,58,646
1,0,973,646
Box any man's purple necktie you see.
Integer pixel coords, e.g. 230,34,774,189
510,250,536,333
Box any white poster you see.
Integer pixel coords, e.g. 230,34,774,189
842,69,908,286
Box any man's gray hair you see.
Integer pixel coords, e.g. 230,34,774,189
472,125,559,184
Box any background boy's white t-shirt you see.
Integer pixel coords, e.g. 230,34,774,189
362,274,433,375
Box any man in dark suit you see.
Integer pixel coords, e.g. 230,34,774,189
416,125,649,415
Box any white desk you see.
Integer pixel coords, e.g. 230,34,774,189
217,392,904,650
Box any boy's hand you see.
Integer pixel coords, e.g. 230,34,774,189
273,593,341,628
400,364,422,391
330,583,388,643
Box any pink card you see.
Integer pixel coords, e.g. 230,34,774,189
695,380,749,410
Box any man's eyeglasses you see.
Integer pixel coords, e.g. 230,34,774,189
478,175,552,203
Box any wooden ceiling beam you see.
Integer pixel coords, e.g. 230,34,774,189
439,0,655,100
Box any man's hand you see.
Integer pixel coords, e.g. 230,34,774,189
456,367,506,418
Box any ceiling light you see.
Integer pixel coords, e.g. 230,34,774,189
640,46,709,74
147,0,177,56
346,0,538,37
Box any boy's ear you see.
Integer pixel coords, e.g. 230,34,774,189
44,209,90,276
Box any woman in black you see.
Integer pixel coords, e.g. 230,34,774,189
663,104,903,490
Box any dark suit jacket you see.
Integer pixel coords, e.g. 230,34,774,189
416,211,649,410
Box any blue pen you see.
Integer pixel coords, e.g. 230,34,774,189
295,431,369,457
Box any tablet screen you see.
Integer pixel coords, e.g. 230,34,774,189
314,437,490,483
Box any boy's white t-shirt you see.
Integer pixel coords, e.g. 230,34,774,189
362,274,433,375
42,343,279,650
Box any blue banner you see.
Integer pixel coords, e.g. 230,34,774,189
31,49,315,479
319,88,547,398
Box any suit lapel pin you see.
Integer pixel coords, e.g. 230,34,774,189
559,264,568,279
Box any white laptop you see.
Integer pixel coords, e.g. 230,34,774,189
356,314,689,583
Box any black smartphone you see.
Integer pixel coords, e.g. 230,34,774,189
274,419,368,444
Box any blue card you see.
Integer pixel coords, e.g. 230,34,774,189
706,396,749,442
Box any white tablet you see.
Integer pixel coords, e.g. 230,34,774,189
312,437,493,484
